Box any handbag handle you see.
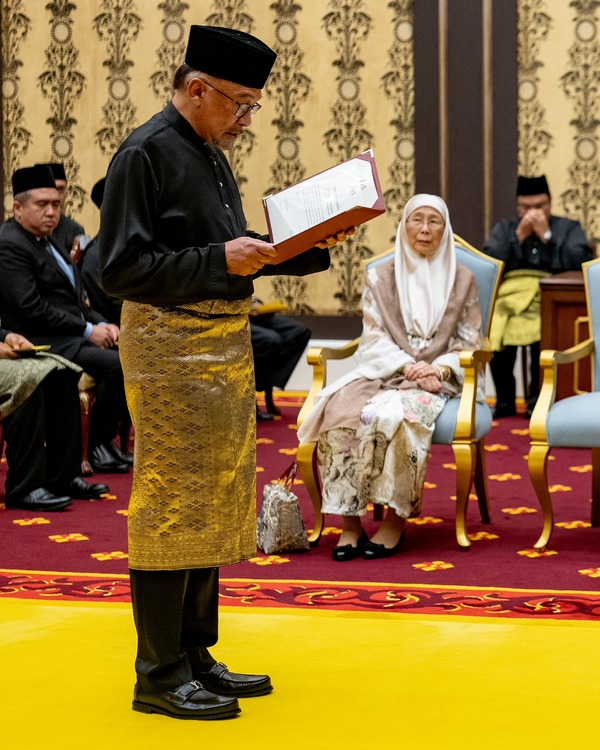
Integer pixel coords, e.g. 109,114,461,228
276,460,297,490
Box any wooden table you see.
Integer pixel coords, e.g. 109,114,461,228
539,271,590,400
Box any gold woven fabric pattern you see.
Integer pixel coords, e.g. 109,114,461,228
120,299,257,570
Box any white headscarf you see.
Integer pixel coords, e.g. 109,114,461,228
394,193,456,340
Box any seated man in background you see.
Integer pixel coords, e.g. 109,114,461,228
39,162,88,254
0,164,130,474
483,174,593,418
250,297,311,420
1,327,109,510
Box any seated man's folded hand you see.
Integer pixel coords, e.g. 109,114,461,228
4,332,34,354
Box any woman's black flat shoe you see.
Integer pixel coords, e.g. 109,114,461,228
332,530,368,562
362,531,405,560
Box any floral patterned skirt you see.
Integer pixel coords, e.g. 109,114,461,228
317,386,446,518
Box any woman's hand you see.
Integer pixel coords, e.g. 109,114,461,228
403,362,439,381
415,374,443,393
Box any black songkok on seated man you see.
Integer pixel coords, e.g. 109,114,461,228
184,25,277,88
45,162,67,182
12,164,57,196
516,174,550,197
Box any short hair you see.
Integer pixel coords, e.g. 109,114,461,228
14,190,31,204
173,64,203,90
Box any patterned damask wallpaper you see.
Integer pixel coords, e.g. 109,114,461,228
1,0,414,315
1,1,595,314
518,0,600,245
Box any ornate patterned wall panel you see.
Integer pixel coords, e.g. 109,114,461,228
518,0,600,245
1,0,413,314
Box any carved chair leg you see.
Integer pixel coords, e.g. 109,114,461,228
591,447,600,527
473,439,491,524
79,391,96,477
373,505,384,521
297,441,324,545
528,442,553,550
452,441,476,550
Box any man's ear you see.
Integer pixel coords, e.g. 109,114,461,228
188,77,207,105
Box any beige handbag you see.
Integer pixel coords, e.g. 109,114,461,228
257,461,310,554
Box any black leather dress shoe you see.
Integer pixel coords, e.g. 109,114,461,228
107,441,134,466
256,406,275,422
194,662,272,698
132,680,240,720
332,530,368,561
57,476,110,500
362,531,406,560
90,444,130,473
5,487,72,511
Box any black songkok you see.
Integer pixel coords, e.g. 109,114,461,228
36,162,67,182
516,175,551,197
184,25,277,89
12,165,57,195
91,178,106,209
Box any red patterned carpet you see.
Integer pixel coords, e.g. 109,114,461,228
1,393,599,619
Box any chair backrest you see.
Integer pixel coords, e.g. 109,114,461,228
362,234,503,337
453,234,503,336
583,256,600,391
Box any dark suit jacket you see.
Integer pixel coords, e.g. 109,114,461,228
54,214,86,255
0,218,105,358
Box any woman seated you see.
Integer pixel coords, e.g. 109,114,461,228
297,194,482,560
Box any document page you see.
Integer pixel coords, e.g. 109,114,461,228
265,157,380,244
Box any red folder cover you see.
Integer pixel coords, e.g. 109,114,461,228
263,149,386,264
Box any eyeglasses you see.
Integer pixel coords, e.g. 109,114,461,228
206,81,262,119
406,215,444,228
517,198,550,211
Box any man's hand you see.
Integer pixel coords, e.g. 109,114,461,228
315,227,356,250
0,342,18,360
225,238,278,276
516,209,549,244
527,208,550,240
89,324,119,349
4,332,34,350
516,212,534,244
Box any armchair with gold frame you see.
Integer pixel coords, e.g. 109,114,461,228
527,256,600,550
296,234,504,550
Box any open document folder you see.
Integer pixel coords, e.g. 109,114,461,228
263,149,386,264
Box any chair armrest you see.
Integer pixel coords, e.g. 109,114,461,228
297,338,360,426
453,347,491,441
529,338,595,441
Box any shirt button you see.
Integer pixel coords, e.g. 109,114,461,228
531,248,538,254
225,203,230,208
219,182,223,187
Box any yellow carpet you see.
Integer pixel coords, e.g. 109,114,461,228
1,598,596,749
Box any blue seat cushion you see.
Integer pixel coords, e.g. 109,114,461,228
432,397,493,444
546,392,600,447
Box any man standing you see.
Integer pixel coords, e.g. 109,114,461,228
99,25,341,720
1,327,109,509
39,162,87,254
0,164,130,473
483,175,593,417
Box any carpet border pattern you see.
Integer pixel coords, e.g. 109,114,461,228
2,570,600,621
